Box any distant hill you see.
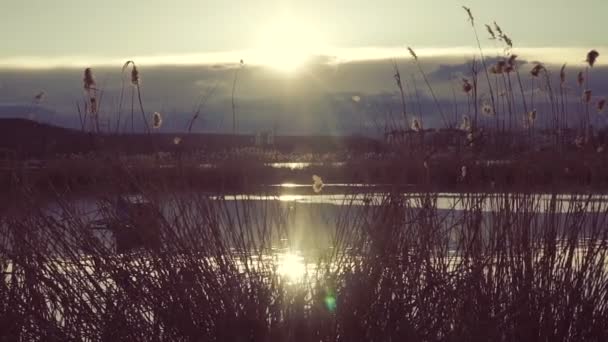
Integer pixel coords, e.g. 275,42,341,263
0,118,94,157
0,119,384,159
0,104,62,123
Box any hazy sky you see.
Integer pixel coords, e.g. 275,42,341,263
2,0,607,67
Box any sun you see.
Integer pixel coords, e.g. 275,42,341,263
254,14,326,73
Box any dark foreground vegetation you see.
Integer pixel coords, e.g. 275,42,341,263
2,182,608,341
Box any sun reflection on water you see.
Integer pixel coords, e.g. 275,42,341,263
277,252,306,283
278,183,301,188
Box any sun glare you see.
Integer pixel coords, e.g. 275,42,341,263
277,252,306,282
255,14,326,73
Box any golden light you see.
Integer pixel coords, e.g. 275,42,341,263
277,252,306,282
254,13,326,73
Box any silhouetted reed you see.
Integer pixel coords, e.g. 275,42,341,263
118,61,150,134
2,183,608,340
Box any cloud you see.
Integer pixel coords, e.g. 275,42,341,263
427,56,531,81
1,46,606,69
1,50,608,135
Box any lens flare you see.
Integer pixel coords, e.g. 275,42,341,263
324,295,337,312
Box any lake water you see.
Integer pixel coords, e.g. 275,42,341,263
25,188,607,260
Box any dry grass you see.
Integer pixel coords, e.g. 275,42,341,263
2,184,608,340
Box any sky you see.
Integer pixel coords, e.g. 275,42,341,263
2,0,607,65
1,0,607,134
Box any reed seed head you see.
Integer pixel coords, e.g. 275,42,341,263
411,117,422,131
597,98,606,113
462,6,474,25
83,68,95,91
460,115,471,132
501,34,513,48
528,109,537,123
485,24,496,40
583,89,592,103
491,60,507,74
467,132,474,142
530,63,544,77
460,165,467,179
462,78,473,93
407,47,418,61
586,50,599,67
152,112,162,129
481,102,494,116
131,65,140,86
122,60,140,86
312,175,324,193
493,21,504,36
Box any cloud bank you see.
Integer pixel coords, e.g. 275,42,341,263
1,47,608,135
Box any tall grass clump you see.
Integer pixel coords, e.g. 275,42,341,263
390,6,606,158
2,182,608,340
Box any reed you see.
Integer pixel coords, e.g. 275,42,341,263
119,61,150,134
2,184,608,340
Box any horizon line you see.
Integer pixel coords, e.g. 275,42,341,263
0,46,605,70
